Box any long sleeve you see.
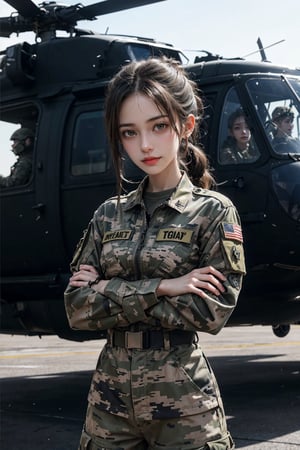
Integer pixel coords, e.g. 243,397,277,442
147,205,245,334
64,175,246,334
64,217,162,330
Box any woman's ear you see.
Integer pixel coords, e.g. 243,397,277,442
184,114,196,137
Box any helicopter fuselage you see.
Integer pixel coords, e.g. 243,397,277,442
1,33,300,340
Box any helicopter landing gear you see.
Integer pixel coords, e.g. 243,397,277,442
272,324,291,338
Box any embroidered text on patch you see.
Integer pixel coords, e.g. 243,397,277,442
102,230,132,243
222,223,243,243
156,228,193,244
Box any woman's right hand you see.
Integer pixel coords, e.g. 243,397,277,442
156,266,226,299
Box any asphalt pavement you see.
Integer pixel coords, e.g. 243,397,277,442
0,325,299,450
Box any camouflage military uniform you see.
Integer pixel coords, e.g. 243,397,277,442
64,173,245,450
272,136,300,154
0,148,33,188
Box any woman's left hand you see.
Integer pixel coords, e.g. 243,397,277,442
69,264,100,288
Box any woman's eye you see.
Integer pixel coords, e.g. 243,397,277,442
122,130,136,138
154,122,169,131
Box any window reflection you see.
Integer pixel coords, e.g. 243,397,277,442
246,78,300,155
71,111,109,176
218,88,260,165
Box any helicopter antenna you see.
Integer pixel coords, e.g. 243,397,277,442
242,38,285,61
257,37,267,62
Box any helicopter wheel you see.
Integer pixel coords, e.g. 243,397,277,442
272,324,290,338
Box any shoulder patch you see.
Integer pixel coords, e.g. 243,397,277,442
221,222,243,243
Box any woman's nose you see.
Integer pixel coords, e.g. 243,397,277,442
140,134,152,152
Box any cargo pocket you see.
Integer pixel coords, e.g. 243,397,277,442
79,428,112,450
79,429,92,450
205,432,235,449
87,367,130,418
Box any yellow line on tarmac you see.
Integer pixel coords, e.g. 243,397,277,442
0,340,299,359
0,350,100,359
202,341,300,349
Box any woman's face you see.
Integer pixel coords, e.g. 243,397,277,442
230,116,251,150
119,93,193,190
276,117,294,137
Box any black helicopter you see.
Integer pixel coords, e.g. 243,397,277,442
1,0,299,341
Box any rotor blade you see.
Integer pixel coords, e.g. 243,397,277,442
0,17,13,37
4,0,40,18
78,0,166,20
0,16,32,37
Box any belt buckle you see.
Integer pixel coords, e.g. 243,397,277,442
125,331,143,349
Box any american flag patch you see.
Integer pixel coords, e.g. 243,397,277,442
222,223,243,243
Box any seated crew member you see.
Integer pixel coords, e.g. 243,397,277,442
0,127,34,188
220,108,259,164
271,106,300,153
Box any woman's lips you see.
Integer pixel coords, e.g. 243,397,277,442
142,157,161,166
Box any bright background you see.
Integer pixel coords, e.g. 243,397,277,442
1,0,299,174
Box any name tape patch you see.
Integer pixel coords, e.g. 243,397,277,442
102,229,132,243
156,228,193,244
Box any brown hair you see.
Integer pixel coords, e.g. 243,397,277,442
272,106,294,123
227,108,249,130
105,57,214,195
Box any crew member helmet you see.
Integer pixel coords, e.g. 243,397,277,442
10,128,34,141
272,106,294,122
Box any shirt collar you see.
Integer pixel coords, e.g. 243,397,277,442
124,172,195,213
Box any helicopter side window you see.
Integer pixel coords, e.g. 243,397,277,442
218,88,260,165
71,111,108,176
246,78,300,155
0,104,38,189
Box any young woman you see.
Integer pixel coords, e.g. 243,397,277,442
220,108,259,164
64,57,246,450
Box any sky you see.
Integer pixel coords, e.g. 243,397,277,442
1,0,299,173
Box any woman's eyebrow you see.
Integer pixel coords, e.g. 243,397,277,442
119,114,168,128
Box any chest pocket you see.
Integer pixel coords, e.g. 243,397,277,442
140,227,199,278
101,229,135,277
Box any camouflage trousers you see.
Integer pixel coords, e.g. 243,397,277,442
78,342,234,450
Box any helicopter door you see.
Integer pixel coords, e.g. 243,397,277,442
215,87,267,225
0,103,46,276
61,103,116,259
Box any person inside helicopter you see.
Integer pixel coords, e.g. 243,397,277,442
220,108,259,164
271,106,300,154
0,127,34,188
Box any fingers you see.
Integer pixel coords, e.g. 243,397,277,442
79,264,98,275
197,266,226,281
192,277,225,296
189,267,226,296
69,265,99,287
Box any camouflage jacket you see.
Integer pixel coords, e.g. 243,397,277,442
64,173,246,334
0,150,32,188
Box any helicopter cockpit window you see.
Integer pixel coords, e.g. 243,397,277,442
218,88,260,165
126,44,187,65
246,78,300,155
127,44,152,61
71,111,108,176
0,104,38,189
